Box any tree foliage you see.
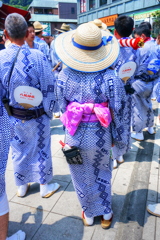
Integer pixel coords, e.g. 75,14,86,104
2,0,32,6
151,10,160,37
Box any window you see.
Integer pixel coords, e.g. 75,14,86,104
44,9,53,14
100,0,107,6
89,0,96,10
53,8,58,15
80,0,86,13
71,7,75,14
34,8,43,14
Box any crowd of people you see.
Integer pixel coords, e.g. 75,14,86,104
0,12,159,240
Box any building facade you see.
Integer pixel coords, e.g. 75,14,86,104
28,0,77,35
78,0,160,29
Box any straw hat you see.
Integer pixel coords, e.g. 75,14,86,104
55,22,119,73
33,21,48,32
55,23,71,32
92,19,107,30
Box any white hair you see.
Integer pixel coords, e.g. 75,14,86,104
5,13,27,39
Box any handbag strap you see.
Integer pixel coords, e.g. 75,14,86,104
6,47,21,99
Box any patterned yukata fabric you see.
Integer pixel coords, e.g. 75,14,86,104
0,100,11,200
57,67,128,218
0,44,56,186
112,43,137,159
34,36,50,60
156,79,160,103
50,39,62,113
150,43,160,100
131,40,157,132
25,40,46,53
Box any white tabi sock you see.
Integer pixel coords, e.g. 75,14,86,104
17,184,28,197
54,112,60,117
117,155,124,163
40,183,60,198
146,127,155,134
103,212,112,220
6,230,26,240
113,159,118,169
83,212,94,225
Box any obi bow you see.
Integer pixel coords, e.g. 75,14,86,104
60,102,112,136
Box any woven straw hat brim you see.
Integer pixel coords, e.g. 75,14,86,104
101,22,107,30
54,28,70,32
55,30,120,72
34,25,47,33
91,20,107,30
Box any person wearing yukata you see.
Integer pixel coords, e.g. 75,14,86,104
42,32,53,47
112,15,137,168
25,22,37,49
55,22,129,228
25,22,41,50
139,22,152,34
25,22,51,57
0,13,60,198
147,84,160,216
33,21,50,60
150,33,160,101
0,85,25,240
50,23,71,118
131,25,159,141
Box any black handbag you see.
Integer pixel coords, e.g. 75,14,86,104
134,73,158,82
62,146,83,164
61,104,95,165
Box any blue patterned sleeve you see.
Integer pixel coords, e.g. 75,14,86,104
135,45,158,77
104,70,130,155
39,42,50,61
38,54,56,118
50,40,62,70
135,48,150,76
56,69,68,113
156,79,160,103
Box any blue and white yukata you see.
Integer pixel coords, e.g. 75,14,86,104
50,40,62,79
0,99,11,200
57,67,129,218
150,42,160,100
50,39,62,113
0,44,56,186
25,41,45,53
131,39,158,133
112,40,137,159
156,80,160,103
34,36,50,60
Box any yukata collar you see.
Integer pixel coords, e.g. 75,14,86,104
9,43,25,49
144,37,151,43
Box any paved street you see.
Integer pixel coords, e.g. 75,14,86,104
6,101,160,240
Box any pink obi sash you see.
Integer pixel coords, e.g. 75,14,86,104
60,102,112,136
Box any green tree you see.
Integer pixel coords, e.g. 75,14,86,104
151,10,160,38
2,0,32,6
